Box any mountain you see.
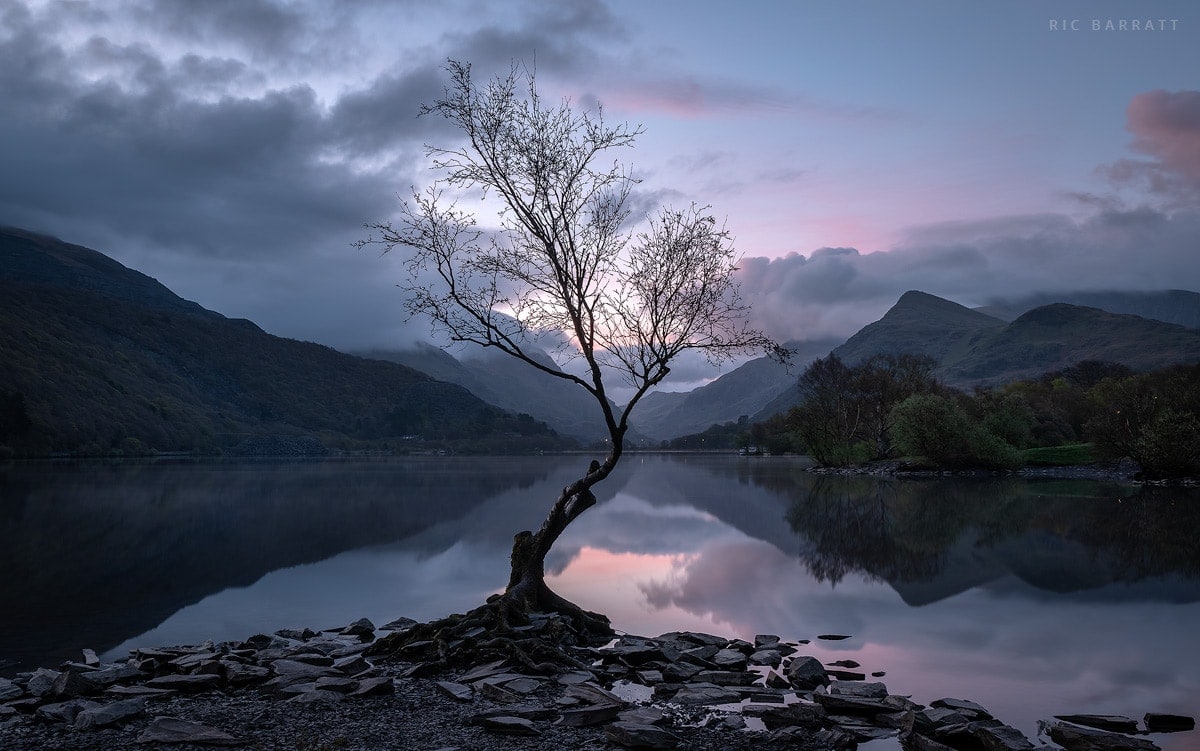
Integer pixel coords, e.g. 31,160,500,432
941,303,1200,386
363,344,613,442
0,227,562,455
976,289,1200,329
632,339,841,440
832,290,1007,366
828,290,1200,389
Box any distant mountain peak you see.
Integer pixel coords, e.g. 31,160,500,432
887,290,1002,324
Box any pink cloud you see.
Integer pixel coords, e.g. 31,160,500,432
1105,89,1200,204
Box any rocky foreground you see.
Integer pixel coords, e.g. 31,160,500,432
1,614,1194,751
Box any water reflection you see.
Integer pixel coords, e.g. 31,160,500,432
2,455,1197,748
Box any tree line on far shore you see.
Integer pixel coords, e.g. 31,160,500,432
667,355,1200,479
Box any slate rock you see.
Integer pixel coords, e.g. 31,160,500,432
1144,713,1195,732
827,669,866,681
662,662,702,682
289,689,343,703
693,670,757,686
818,634,852,641
749,649,782,666
831,681,888,699
36,699,100,724
619,706,665,725
105,685,177,700
349,677,394,697
314,676,358,693
1044,721,1160,751
754,634,781,647
73,697,146,729
971,721,1035,750
636,669,664,685
913,706,971,731
785,655,830,689
286,653,336,667
744,702,828,730
931,697,992,719
604,644,664,665
828,659,861,668
138,716,246,745
711,648,749,670
0,677,23,701
269,659,340,679
27,668,60,697
379,616,418,632
87,664,142,687
332,655,371,675
1054,715,1139,733
667,682,741,706
814,692,897,715
224,662,271,686
563,683,623,707
556,671,595,685
605,720,680,749
146,674,222,692
51,669,98,698
478,715,540,735
341,617,376,638
558,703,623,727
471,705,558,722
81,649,100,667
437,681,475,701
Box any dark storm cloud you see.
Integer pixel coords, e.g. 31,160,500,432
128,0,308,59
0,0,653,351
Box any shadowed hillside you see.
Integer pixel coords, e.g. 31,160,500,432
0,227,563,455
828,291,1200,389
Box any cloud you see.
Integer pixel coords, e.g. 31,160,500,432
1103,89,1200,207
734,207,1200,343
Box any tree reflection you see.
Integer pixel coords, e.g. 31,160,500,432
777,473,1200,590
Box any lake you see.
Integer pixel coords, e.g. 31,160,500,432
1,454,1197,748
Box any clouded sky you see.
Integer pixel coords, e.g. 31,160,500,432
2,0,1198,354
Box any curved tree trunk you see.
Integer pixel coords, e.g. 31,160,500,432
498,454,617,636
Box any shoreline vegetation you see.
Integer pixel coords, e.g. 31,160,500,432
2,614,1194,751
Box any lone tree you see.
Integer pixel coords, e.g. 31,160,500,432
359,61,783,662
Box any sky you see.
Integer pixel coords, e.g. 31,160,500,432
2,0,1199,373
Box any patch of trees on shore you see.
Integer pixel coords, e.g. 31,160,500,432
671,355,1200,479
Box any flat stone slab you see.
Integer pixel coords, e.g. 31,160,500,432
145,674,223,692
138,716,247,745
605,721,680,749
73,698,146,729
477,715,540,735
436,681,474,701
1045,721,1161,751
931,697,992,719
667,683,741,706
813,692,896,715
1054,715,1140,733
1144,713,1195,732
348,677,394,697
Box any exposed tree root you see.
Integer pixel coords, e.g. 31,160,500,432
366,593,614,674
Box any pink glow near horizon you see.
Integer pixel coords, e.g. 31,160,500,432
546,546,744,639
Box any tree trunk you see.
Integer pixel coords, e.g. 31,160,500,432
497,457,614,636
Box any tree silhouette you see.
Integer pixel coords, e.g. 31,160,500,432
359,60,782,653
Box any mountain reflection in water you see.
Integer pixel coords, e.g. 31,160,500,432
1,455,1197,747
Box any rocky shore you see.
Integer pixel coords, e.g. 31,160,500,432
1,615,1193,750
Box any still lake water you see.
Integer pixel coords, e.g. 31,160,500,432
1,454,1198,747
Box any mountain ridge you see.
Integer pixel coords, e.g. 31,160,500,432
0,227,563,455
